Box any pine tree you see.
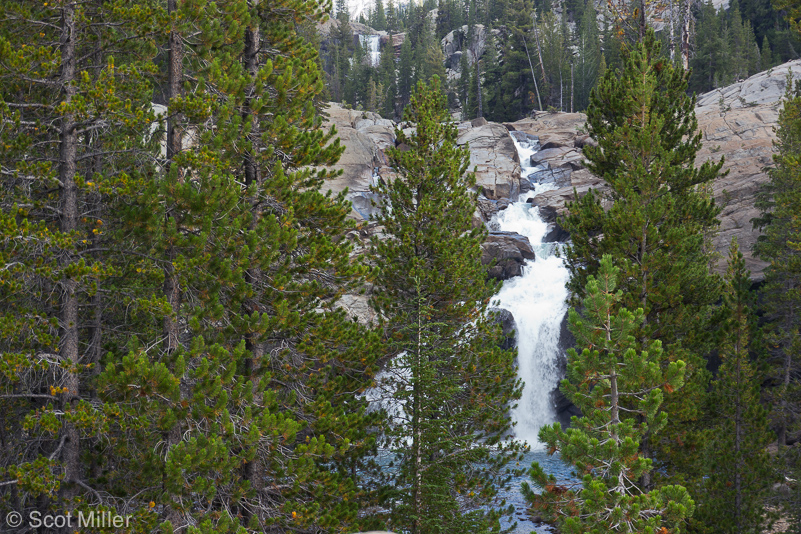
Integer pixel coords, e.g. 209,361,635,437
493,0,538,120
524,255,694,534
760,35,775,70
689,0,726,93
387,0,398,32
368,76,524,534
749,40,801,534
379,34,398,118
574,2,601,111
374,0,387,30
0,0,160,526
690,239,775,534
752,81,801,451
561,29,724,489
0,1,382,532
398,36,415,111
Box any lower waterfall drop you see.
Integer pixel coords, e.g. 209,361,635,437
493,134,570,448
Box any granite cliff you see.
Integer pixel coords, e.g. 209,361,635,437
323,59,801,281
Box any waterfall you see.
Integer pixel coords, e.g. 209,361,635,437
493,133,570,449
359,34,381,67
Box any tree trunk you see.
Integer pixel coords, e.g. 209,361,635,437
532,18,548,93
163,1,184,528
58,1,81,507
413,292,423,534
681,0,691,71
241,3,263,524
164,0,183,357
475,58,483,118
570,60,574,113
522,35,543,111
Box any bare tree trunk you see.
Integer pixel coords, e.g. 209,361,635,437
475,58,483,118
570,60,574,113
681,0,691,71
532,16,548,92
639,0,647,42
164,0,183,357
522,35,543,111
58,2,81,509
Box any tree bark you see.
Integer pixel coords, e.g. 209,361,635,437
522,35,543,111
241,3,263,525
163,1,184,529
58,1,81,508
164,0,183,356
681,0,691,71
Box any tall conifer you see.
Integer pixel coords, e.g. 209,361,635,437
561,29,724,488
525,255,694,534
691,240,775,534
368,77,523,534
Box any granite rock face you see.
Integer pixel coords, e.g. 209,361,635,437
457,121,522,200
506,61,801,280
693,59,801,278
321,61,801,280
481,231,536,280
321,103,395,220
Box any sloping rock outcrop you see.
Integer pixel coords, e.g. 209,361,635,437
457,121,522,200
508,60,801,280
322,103,395,220
321,61,801,280
693,59,801,277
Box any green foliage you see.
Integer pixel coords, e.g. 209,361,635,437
369,76,524,534
575,2,602,112
753,80,801,451
561,29,723,487
525,255,694,534
690,239,775,534
0,0,382,532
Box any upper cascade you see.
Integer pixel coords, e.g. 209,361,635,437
320,59,801,282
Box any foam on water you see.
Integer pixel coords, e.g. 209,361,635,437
493,134,570,448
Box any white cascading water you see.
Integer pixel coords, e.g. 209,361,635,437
359,34,381,67
493,134,570,448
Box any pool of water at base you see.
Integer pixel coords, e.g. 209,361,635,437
499,450,576,534
369,448,577,534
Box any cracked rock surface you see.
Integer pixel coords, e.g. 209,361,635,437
321,61,801,281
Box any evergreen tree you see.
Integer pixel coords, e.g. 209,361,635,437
0,1,383,532
398,36,415,111
691,239,775,534
525,255,694,534
333,14,355,102
0,0,161,527
575,2,601,111
760,35,775,69
690,1,726,93
537,10,571,110
379,34,398,118
494,0,538,120
387,0,399,32
368,76,524,534
374,0,387,30
561,29,724,489
752,81,801,451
